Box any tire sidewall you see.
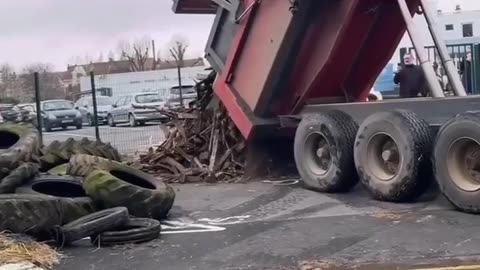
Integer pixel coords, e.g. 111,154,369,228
434,118,480,211
354,114,417,194
294,114,354,192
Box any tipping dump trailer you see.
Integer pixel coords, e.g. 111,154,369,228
173,0,480,214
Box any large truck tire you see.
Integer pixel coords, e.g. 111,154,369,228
433,111,480,214
40,138,121,171
15,176,96,224
0,163,39,194
294,111,358,193
66,154,111,177
0,123,40,178
354,110,433,202
83,164,175,220
0,194,63,237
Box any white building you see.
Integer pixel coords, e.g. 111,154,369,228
79,65,211,98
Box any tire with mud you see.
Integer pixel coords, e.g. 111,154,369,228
15,175,96,224
294,111,359,193
354,110,433,202
433,111,480,213
0,123,40,178
47,163,69,176
83,162,175,220
0,163,39,194
91,218,161,246
39,138,121,171
66,154,111,177
0,194,63,237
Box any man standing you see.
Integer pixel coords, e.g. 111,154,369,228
394,53,427,98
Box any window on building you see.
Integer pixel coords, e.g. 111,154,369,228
463,23,473,37
445,24,454,31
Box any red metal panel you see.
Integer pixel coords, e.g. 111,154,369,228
213,0,257,139
282,0,421,113
229,1,293,111
209,0,422,139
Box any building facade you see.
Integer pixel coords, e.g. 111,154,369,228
79,65,211,99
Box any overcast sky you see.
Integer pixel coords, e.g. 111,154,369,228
0,0,478,71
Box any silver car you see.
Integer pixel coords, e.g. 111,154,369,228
75,96,114,126
107,93,167,127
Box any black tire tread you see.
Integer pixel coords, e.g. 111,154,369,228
91,218,160,246
0,194,64,237
15,175,96,224
356,110,433,202
433,111,480,213
0,163,39,194
57,207,129,244
84,168,175,220
295,111,358,193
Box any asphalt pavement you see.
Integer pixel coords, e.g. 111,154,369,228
43,123,166,157
57,181,480,270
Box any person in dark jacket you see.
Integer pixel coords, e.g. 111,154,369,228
394,53,427,98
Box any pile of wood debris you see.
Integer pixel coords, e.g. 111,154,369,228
137,72,247,183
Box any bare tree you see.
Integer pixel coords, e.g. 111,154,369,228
117,36,151,72
21,63,65,101
168,36,190,108
168,36,189,68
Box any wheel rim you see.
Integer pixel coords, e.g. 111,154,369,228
303,132,332,176
88,115,92,125
447,137,480,192
366,133,401,181
108,116,113,125
129,115,135,126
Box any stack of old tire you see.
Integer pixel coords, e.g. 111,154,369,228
0,122,175,247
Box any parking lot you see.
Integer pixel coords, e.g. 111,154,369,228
43,123,166,157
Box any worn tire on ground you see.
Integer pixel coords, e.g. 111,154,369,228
55,207,129,245
294,111,359,193
354,110,433,202
83,163,175,220
0,123,40,178
0,163,39,194
39,138,121,171
433,111,480,213
66,154,112,177
0,194,63,237
15,175,96,224
47,163,69,176
91,218,161,246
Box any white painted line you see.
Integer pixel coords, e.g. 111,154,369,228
410,265,480,270
46,133,95,138
161,220,226,234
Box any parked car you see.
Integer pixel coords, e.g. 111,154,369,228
13,103,38,126
0,103,18,122
165,85,198,109
107,93,168,127
41,99,82,132
75,96,114,126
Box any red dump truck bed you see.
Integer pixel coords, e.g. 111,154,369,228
173,0,421,139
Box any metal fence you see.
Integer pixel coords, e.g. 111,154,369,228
7,67,207,159
400,43,480,94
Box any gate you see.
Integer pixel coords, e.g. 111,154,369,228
400,43,480,94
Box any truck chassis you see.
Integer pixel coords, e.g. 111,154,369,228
173,0,480,214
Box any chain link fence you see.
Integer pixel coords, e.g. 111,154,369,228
1,67,210,158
